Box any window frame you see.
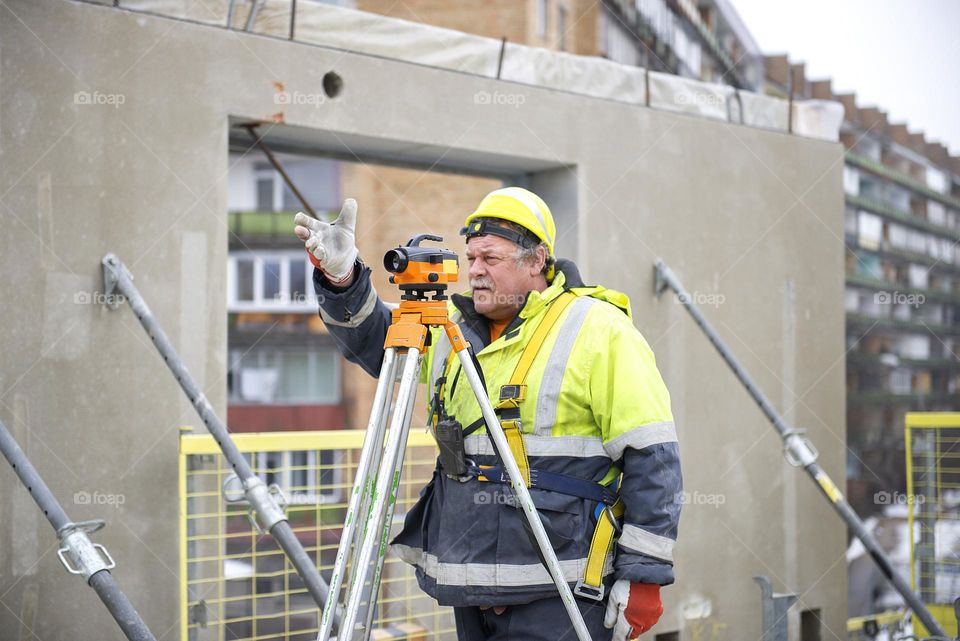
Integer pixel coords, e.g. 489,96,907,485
228,345,341,405
228,250,316,313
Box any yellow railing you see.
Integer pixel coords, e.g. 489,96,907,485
846,610,907,640
178,428,454,641
905,412,960,639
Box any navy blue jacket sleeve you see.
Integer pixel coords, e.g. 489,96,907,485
614,442,683,585
312,260,392,378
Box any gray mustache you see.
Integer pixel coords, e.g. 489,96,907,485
470,279,494,290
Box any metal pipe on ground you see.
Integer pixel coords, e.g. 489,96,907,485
653,258,947,639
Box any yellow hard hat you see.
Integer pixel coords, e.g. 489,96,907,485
460,187,556,258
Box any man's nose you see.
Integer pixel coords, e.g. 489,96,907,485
468,258,485,280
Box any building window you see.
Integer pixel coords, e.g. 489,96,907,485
843,166,859,195
253,450,343,505
228,251,315,312
235,257,256,302
598,9,641,66
230,154,340,214
256,173,274,210
229,345,340,405
538,0,549,38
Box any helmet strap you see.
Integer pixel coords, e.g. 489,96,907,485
459,219,538,250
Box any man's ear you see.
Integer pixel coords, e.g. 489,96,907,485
531,245,547,276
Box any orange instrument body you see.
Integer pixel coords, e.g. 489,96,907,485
382,234,469,354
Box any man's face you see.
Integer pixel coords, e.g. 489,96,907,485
466,234,543,321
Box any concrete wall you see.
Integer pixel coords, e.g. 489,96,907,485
0,0,846,639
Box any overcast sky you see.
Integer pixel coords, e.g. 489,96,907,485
731,0,960,157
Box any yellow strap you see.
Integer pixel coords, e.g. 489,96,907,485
507,291,577,388
502,420,531,485
496,292,577,486
583,498,625,589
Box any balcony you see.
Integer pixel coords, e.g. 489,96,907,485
228,210,335,248
846,151,960,213
846,194,960,242
846,234,960,276
845,273,960,306
847,313,960,337
847,352,960,372
847,390,957,406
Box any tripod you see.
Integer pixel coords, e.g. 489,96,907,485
318,236,593,641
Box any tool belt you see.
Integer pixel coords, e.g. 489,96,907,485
433,290,623,600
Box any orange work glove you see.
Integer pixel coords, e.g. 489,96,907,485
603,580,663,639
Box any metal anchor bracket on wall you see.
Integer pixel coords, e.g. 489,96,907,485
754,576,798,641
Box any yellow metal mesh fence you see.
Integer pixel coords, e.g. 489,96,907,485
178,429,455,641
905,412,960,638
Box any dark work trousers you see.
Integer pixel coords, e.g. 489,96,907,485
453,596,613,641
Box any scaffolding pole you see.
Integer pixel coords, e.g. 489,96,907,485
0,419,157,641
100,253,338,627
653,258,947,639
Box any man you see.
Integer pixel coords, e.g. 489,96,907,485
294,188,682,640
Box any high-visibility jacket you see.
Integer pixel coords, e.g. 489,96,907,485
314,258,682,607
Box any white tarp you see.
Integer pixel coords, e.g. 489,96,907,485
120,0,842,141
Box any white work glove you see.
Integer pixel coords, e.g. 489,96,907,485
604,580,663,640
293,199,359,285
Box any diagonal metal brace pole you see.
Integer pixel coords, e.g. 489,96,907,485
0,419,157,641
101,253,338,626
653,258,947,639
241,123,319,219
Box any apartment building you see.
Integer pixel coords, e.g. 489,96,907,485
766,56,960,516
359,0,763,90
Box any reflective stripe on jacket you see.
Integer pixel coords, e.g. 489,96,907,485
314,258,682,607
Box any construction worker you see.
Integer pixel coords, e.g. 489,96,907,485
294,188,682,640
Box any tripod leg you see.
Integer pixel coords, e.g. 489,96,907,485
346,355,400,585
317,349,400,641
337,348,423,641
456,351,595,641
359,358,421,640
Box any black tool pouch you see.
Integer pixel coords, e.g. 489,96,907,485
436,416,468,479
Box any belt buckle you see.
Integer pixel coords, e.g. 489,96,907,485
573,578,605,601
